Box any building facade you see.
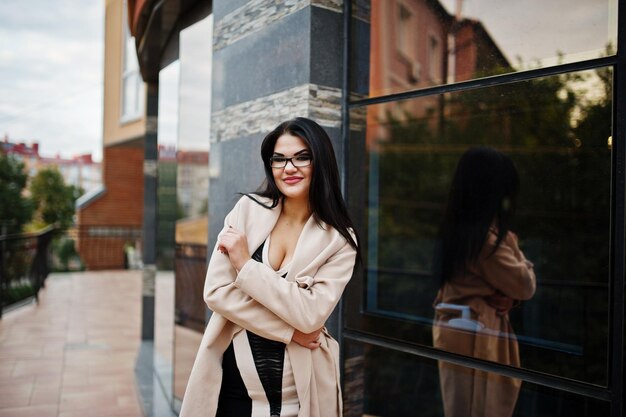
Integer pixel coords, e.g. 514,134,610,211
76,0,147,270
1,137,102,194
124,0,626,415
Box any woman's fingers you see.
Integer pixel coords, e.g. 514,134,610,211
292,328,324,350
216,227,251,270
219,228,244,243
217,227,242,252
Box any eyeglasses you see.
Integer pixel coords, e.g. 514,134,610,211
269,155,313,169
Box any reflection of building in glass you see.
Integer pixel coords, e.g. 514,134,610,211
348,1,621,416
451,18,510,82
176,151,209,219
369,0,450,96
367,0,511,145
157,145,178,270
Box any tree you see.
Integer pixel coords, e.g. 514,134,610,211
0,154,33,234
29,167,81,231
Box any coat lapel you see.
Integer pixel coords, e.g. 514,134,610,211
287,217,334,283
240,197,281,254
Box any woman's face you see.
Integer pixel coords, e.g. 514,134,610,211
271,133,313,202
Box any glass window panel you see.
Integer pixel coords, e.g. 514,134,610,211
157,62,180,271
347,68,612,385
173,14,213,408
343,339,610,417
350,0,618,98
154,271,175,404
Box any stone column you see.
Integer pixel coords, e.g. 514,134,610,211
209,0,345,337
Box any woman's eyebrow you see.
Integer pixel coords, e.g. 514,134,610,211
272,149,310,156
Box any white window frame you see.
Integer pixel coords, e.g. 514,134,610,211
396,2,415,60
120,1,144,123
428,31,442,83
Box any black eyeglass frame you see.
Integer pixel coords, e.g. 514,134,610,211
269,155,313,169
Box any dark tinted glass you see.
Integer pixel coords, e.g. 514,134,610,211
343,339,610,417
350,0,617,98
346,68,612,385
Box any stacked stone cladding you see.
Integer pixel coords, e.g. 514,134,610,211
211,84,342,143
214,0,343,51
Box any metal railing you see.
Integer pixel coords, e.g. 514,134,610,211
0,225,57,317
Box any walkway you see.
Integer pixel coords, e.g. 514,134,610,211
0,271,144,417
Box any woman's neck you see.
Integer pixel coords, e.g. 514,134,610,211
281,197,312,225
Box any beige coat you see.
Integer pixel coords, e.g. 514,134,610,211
432,231,536,417
179,195,357,417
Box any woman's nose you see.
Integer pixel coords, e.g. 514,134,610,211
284,160,298,172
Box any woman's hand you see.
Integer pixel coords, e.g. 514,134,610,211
292,328,323,350
485,292,516,316
217,226,251,271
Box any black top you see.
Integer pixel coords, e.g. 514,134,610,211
217,241,289,417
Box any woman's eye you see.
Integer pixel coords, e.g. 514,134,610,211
273,157,287,163
296,155,311,161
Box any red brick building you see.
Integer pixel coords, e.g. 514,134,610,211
76,142,144,269
76,0,147,270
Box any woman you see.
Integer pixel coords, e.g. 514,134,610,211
180,117,359,417
432,147,536,417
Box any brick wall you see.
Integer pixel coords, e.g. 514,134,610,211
76,144,144,269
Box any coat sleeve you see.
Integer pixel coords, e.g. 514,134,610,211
478,231,536,301
203,199,295,344
233,238,357,334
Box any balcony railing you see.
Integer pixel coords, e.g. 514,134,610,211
0,225,57,317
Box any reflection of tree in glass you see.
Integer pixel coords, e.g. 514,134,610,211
372,47,612,384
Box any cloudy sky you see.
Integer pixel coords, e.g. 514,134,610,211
0,1,104,161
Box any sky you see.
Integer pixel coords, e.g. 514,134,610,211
0,1,104,161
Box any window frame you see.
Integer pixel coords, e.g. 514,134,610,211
120,0,145,124
341,0,626,415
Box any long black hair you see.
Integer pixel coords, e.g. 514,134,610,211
439,146,520,283
246,117,360,259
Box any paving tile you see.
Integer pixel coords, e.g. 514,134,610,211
12,359,64,378
0,396,32,410
58,406,142,417
0,346,42,360
59,389,119,411
0,361,16,378
0,382,33,408
0,271,144,416
35,375,62,389
0,404,58,417
30,386,60,406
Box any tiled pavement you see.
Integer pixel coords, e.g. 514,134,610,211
0,271,144,417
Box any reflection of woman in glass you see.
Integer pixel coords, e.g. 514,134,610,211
179,117,359,417
433,147,536,417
